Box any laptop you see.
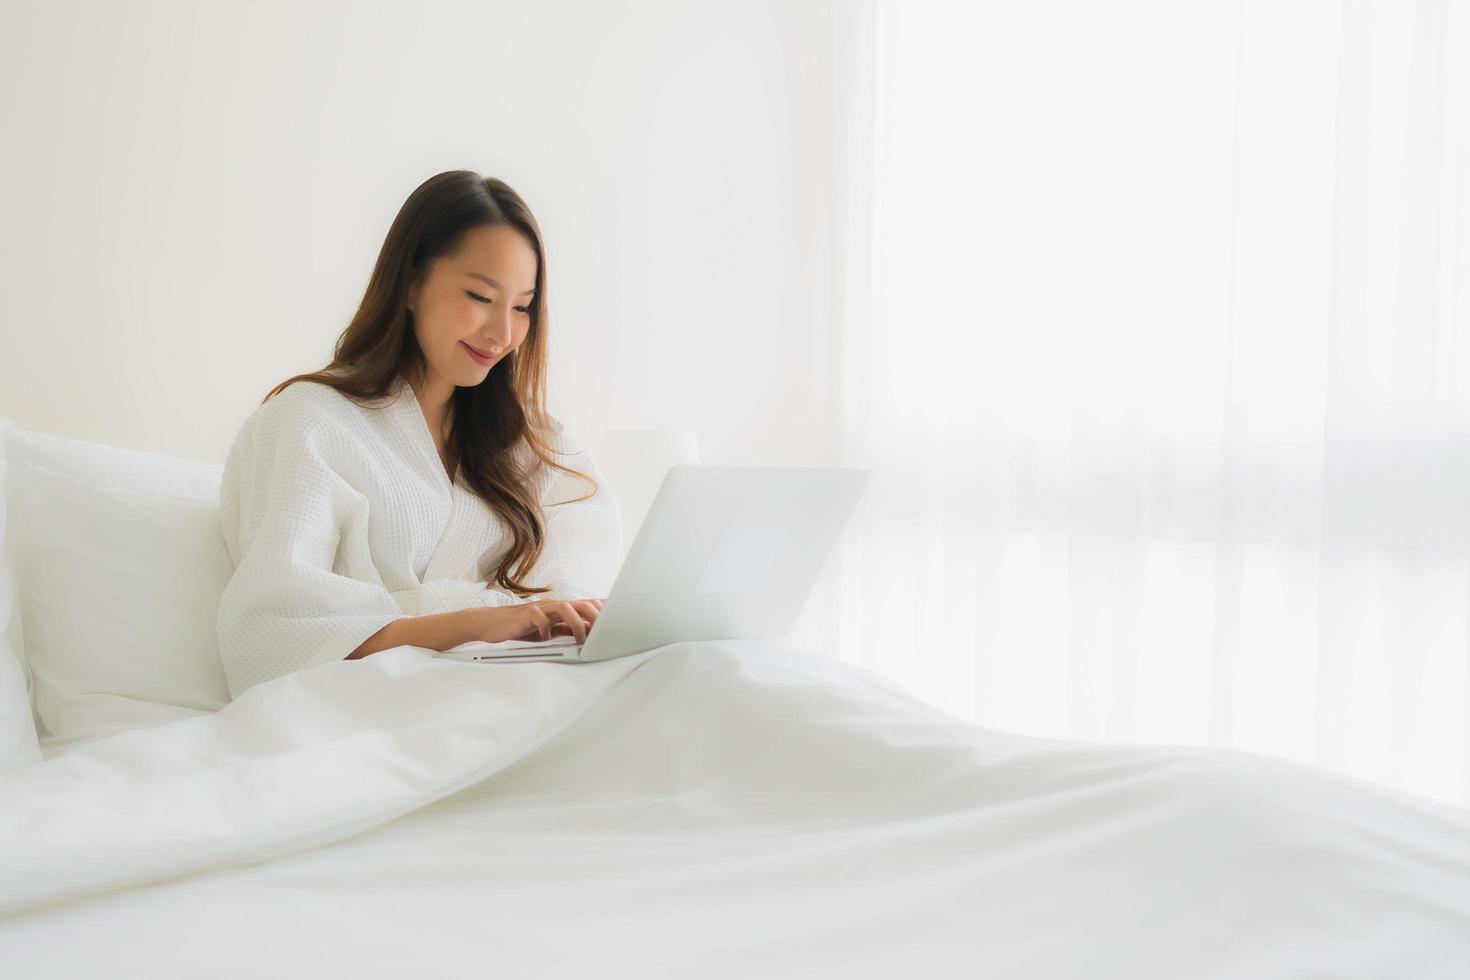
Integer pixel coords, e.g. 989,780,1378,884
433,462,873,664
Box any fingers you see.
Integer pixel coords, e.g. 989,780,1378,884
526,598,604,644
532,602,590,644
526,605,552,641
551,601,588,645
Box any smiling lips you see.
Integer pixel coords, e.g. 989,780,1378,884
462,341,497,363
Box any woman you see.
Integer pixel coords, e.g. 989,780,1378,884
215,171,620,700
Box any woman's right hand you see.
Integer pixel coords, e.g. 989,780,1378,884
473,597,606,645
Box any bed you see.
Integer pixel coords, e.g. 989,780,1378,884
1,419,1467,978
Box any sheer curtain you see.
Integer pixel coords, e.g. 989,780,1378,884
831,0,1470,808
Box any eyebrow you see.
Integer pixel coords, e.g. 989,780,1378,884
467,272,536,296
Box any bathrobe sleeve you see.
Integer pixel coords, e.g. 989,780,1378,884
435,420,623,612
215,394,411,699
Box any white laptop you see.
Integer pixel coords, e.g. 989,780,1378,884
433,462,873,664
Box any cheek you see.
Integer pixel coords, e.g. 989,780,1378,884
422,312,473,358
448,308,480,342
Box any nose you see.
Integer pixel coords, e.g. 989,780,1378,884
480,308,514,351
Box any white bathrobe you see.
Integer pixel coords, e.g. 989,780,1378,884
215,375,622,698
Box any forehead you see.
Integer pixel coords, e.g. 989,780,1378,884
454,224,538,281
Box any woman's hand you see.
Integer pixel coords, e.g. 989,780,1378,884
473,597,605,645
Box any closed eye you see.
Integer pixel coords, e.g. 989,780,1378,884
467,291,531,313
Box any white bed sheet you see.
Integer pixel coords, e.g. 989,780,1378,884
2,639,1467,978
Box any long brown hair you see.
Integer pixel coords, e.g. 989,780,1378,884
262,170,597,599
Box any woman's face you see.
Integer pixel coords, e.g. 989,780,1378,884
406,223,539,390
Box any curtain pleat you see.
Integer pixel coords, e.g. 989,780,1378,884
833,0,1470,808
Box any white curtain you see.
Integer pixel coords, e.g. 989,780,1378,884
832,0,1470,809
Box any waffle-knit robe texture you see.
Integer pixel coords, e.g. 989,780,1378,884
215,375,622,698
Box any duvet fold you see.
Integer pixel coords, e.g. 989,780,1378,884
1,639,1468,979
0,644,658,915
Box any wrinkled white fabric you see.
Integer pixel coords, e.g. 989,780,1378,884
215,375,621,698
0,640,1466,978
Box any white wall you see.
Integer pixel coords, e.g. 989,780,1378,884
0,0,845,471
0,0,854,654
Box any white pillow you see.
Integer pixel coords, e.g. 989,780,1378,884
0,418,42,772
3,424,225,615
3,427,230,750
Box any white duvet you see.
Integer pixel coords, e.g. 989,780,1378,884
2,640,1468,978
